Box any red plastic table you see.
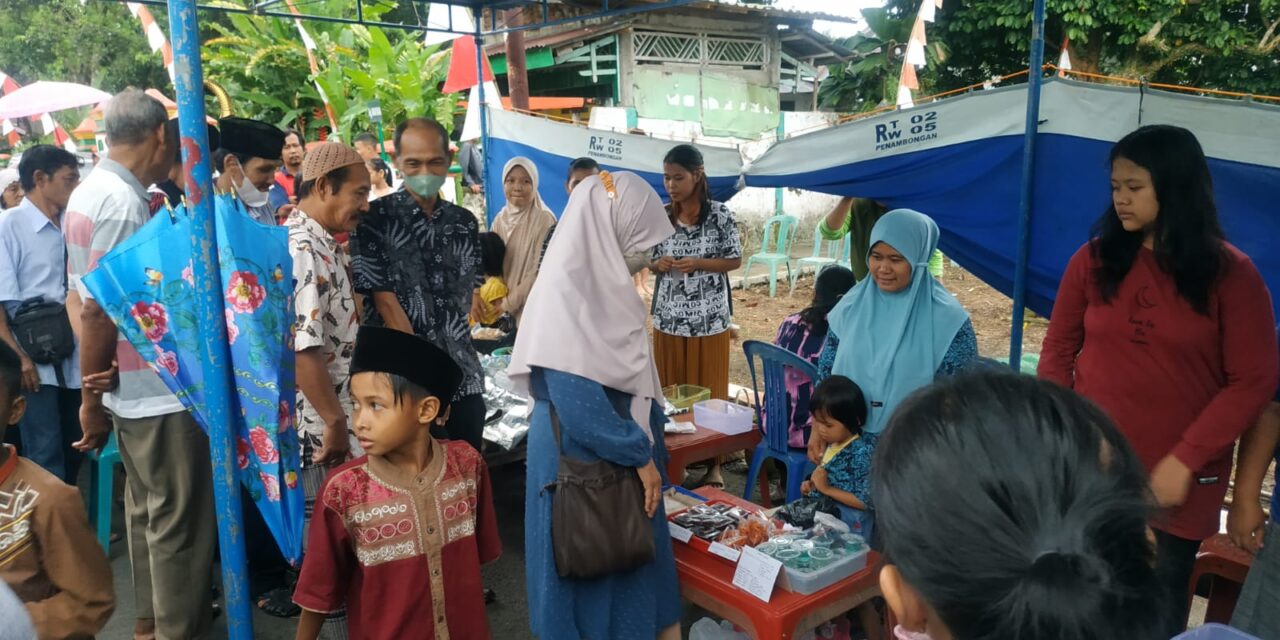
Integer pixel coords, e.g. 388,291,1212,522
673,487,883,639
664,413,762,486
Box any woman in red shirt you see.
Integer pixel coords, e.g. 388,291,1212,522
1039,124,1278,635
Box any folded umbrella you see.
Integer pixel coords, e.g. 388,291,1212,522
82,193,304,564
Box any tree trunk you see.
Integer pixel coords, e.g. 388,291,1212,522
1076,32,1104,75
504,9,530,112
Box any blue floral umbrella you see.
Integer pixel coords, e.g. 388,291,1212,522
82,193,304,564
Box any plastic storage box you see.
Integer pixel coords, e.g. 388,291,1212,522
776,542,870,595
693,399,755,435
1173,625,1260,640
664,385,711,411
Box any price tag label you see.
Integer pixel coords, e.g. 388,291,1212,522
668,522,693,543
732,546,783,603
709,541,742,562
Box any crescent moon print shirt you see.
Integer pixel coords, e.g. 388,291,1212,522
1038,242,1278,540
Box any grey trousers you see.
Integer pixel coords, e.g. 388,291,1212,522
1231,521,1280,638
117,410,215,640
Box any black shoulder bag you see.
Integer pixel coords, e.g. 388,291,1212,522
10,297,75,387
544,405,655,580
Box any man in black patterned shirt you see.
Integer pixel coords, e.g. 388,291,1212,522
349,118,486,451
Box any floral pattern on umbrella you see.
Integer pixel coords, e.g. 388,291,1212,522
81,193,304,564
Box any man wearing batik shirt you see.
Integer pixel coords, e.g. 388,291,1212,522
295,326,501,639
351,117,487,452
287,141,369,496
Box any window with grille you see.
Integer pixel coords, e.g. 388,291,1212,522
632,30,766,69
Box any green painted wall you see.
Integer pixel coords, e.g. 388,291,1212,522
490,48,555,75
631,68,779,138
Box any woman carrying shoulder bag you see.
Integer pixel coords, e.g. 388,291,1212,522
508,171,681,640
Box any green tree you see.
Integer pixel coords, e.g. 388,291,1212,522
201,1,456,141
819,7,947,112
881,0,1280,96
0,0,169,91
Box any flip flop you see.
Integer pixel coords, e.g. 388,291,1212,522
698,479,726,491
256,587,301,618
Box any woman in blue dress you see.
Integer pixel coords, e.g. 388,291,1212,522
508,171,682,640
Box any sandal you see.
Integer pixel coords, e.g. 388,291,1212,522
256,586,301,618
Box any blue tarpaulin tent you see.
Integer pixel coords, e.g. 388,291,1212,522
484,107,744,221
744,77,1280,320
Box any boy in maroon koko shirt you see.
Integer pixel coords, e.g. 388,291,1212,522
294,326,500,639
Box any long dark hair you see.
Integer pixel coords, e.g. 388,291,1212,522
874,371,1166,640
799,266,856,334
1091,125,1226,314
663,144,711,226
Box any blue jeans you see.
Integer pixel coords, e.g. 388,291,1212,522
18,384,83,484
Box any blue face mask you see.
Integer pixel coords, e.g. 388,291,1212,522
403,173,446,198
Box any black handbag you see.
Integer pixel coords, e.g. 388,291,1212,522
9,298,74,386
544,405,656,580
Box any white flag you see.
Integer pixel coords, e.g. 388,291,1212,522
1058,46,1072,71
459,81,504,142
424,4,475,47
920,0,936,23
897,85,915,109
40,113,56,135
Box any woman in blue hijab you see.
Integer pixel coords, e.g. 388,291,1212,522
810,209,977,462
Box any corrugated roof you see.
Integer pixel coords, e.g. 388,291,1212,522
694,0,858,24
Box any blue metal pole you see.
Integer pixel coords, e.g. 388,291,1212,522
166,0,253,636
476,20,492,225
1008,0,1048,373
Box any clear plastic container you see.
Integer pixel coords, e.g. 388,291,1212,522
663,385,711,411
692,399,755,435
778,542,870,595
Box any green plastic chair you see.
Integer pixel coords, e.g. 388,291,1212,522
741,215,799,298
86,432,122,549
792,219,849,292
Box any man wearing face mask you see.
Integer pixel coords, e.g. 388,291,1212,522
350,117,487,455
214,117,286,226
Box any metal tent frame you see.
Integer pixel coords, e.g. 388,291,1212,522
101,0,1049,635
114,2,698,637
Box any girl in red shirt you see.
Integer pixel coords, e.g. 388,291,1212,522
1039,125,1278,635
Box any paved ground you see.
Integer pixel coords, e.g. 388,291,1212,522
93,459,757,639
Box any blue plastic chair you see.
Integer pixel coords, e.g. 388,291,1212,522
742,340,818,505
792,219,849,292
741,215,799,298
86,432,122,550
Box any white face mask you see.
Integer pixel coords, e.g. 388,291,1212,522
237,174,269,208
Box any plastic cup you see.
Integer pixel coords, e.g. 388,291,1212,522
756,542,778,557
793,539,815,553
794,551,813,571
840,534,865,552
811,537,834,549
775,549,800,568
809,547,834,568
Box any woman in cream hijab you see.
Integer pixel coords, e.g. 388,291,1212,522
491,157,557,325
509,171,682,640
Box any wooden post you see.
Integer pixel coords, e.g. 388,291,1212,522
505,9,530,111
